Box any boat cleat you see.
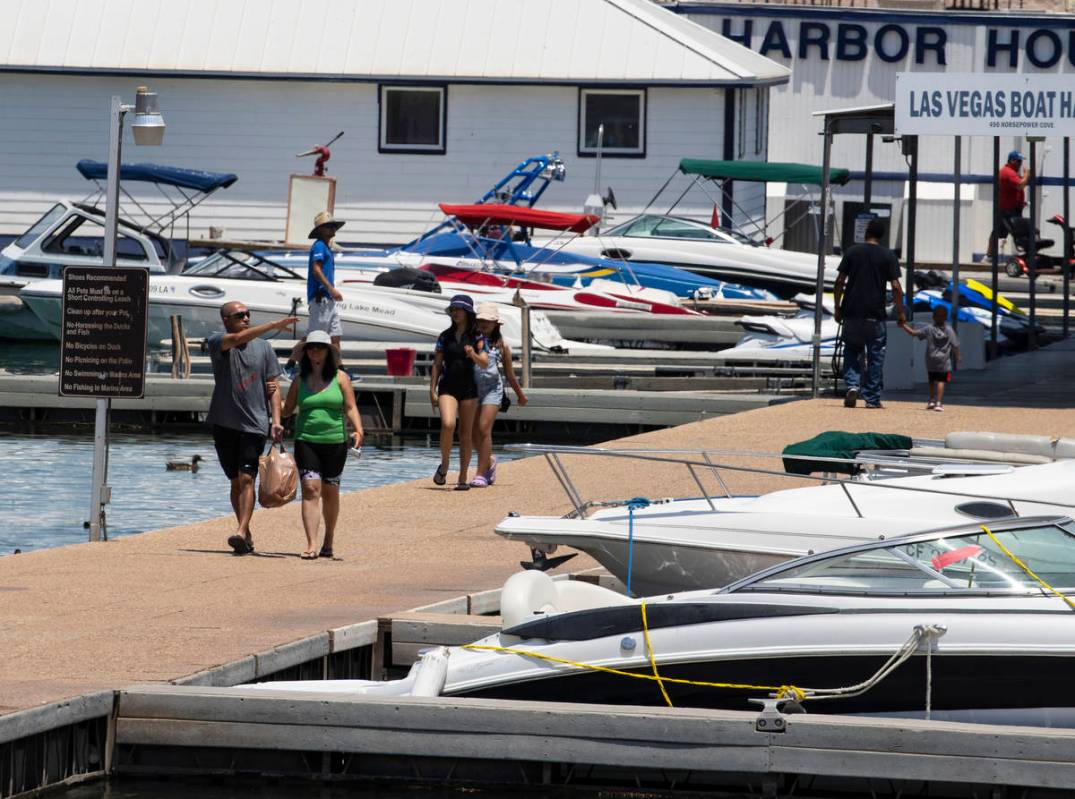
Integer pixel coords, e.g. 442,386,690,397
750,697,805,732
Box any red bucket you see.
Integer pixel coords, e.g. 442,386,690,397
385,347,417,377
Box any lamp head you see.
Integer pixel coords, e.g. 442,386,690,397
131,86,165,146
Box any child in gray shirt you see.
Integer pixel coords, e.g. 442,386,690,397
899,305,960,412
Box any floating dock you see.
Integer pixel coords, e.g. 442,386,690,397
2,339,1075,797
0,372,799,434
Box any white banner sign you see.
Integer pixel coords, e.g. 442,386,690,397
895,72,1075,137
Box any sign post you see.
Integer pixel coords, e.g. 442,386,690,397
60,266,149,540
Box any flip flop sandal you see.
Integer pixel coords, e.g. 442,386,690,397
469,475,488,488
433,464,448,486
454,483,471,491
227,535,253,555
300,550,318,560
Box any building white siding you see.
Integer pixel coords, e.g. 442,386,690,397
0,74,736,244
681,4,1075,262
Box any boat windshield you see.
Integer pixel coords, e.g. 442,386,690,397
606,215,737,243
13,205,66,250
184,251,303,282
734,521,1075,595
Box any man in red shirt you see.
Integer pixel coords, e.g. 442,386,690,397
986,150,1029,258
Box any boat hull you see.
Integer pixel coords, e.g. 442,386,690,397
457,650,1075,722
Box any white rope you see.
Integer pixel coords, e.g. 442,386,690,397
796,624,947,704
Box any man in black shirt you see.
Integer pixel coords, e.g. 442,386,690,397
833,220,905,409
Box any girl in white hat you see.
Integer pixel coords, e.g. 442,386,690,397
470,302,527,487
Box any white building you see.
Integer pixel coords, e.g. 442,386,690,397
0,0,787,246
677,2,1075,263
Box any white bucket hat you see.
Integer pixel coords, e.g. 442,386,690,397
475,302,501,322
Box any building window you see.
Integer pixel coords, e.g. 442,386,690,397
379,86,446,154
578,89,646,158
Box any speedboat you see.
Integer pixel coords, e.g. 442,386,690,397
0,200,178,340
494,449,1075,595
306,153,774,301
307,204,769,301
323,260,749,349
550,158,851,299
559,213,841,299
246,515,1075,726
0,160,234,340
20,250,600,352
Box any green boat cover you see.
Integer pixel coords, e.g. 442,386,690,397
679,159,851,187
781,431,913,476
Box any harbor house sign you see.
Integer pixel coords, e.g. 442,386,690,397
895,73,1075,137
719,19,1075,68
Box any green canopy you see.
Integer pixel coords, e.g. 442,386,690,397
679,159,851,186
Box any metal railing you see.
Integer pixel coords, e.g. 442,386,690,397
506,444,1075,522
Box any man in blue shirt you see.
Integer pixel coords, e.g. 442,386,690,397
307,210,345,350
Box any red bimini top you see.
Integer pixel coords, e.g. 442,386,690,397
439,203,599,234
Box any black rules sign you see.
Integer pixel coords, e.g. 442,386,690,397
60,267,149,398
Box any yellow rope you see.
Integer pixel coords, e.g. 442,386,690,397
462,642,805,701
980,524,1075,611
465,601,807,703
640,600,674,707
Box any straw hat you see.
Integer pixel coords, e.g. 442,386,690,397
308,210,345,238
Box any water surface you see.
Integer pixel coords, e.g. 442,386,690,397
0,431,520,553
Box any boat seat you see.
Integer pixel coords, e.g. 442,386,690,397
945,431,1054,459
499,570,632,630
909,446,1052,465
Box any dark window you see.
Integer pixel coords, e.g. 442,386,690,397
379,86,446,154
14,204,66,250
14,262,51,278
41,215,149,261
579,89,645,157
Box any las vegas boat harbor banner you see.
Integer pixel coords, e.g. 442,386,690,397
896,73,1075,137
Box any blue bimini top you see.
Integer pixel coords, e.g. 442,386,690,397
76,160,238,193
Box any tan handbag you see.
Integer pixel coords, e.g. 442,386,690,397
258,443,298,508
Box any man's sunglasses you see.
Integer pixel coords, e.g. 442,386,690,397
227,310,250,320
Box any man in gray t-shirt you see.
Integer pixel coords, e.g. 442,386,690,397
208,301,298,554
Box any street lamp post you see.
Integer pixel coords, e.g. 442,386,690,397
88,87,165,542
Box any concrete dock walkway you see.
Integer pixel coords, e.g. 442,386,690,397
2,339,1075,715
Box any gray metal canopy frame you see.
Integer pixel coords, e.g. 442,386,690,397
809,104,900,397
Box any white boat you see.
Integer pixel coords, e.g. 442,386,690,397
493,447,1075,595
558,213,841,299
0,201,177,340
243,514,1075,726
0,160,234,341
19,250,604,353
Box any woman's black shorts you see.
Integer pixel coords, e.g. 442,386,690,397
294,439,348,486
438,375,478,401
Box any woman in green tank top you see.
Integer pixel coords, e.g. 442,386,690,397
283,331,364,560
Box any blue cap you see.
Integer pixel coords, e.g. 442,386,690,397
1008,150,1025,162
447,294,475,314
